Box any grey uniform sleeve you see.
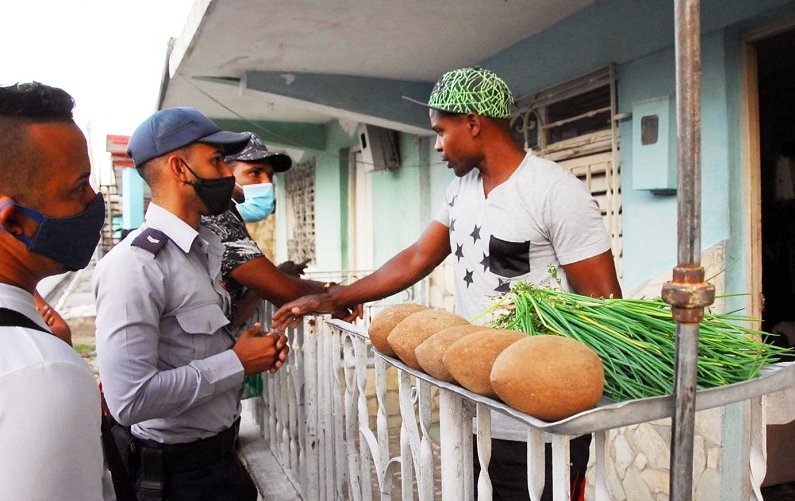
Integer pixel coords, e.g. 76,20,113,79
94,249,243,426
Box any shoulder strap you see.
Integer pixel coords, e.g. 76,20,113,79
0,307,49,333
131,228,170,255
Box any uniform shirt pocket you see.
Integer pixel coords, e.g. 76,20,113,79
175,303,229,335
173,303,231,361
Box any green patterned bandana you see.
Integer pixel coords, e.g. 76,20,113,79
426,67,515,119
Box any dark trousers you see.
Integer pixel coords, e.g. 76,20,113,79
135,451,257,501
133,420,257,501
473,435,590,501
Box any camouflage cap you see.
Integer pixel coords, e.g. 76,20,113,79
224,132,292,172
403,67,515,119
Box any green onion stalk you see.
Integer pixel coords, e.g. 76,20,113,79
483,282,792,402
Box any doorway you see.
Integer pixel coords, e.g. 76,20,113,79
749,25,795,495
757,28,795,350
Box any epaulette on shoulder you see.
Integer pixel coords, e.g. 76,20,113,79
131,228,170,255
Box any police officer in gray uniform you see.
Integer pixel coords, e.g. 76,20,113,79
94,107,288,501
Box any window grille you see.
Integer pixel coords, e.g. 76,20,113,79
285,158,316,264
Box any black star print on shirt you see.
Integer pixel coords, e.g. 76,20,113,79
469,225,480,244
463,269,474,288
455,243,464,261
470,225,481,244
449,195,458,207
450,218,456,232
480,252,489,272
495,278,512,293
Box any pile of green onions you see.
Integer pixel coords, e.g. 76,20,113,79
487,282,791,402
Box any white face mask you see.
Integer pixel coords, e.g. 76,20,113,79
234,182,275,222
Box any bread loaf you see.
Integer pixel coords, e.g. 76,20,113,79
386,309,469,370
415,325,491,382
368,304,429,356
490,335,604,421
442,329,526,397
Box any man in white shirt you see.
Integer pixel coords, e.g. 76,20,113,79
0,82,107,500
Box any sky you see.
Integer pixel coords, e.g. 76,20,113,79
1,0,195,180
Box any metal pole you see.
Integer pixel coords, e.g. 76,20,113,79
661,0,715,499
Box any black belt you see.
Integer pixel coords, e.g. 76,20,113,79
135,418,240,473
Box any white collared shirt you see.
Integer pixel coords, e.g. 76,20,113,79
94,202,244,444
0,283,104,501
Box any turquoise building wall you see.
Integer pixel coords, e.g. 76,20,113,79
477,0,795,294
616,32,733,292
370,135,426,267
297,122,351,271
278,121,437,273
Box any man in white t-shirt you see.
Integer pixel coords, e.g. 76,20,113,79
0,82,107,500
274,67,622,500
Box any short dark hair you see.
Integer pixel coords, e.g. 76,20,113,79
0,82,75,123
0,82,76,200
136,145,191,189
136,159,159,187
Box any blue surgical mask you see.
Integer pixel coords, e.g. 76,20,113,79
236,183,275,222
0,193,106,271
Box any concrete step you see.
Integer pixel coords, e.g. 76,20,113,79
238,403,302,500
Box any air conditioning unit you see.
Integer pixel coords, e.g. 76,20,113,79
358,124,400,172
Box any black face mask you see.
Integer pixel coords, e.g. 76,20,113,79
181,160,235,216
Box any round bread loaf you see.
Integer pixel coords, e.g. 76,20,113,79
442,329,526,397
415,325,491,382
387,309,470,369
368,304,429,356
490,335,604,421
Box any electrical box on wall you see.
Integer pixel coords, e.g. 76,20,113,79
631,96,676,193
358,124,400,172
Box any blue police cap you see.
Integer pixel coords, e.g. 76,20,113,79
127,107,250,167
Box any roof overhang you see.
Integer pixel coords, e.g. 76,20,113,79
159,0,598,141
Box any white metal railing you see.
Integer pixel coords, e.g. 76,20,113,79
255,313,408,499
253,313,594,501
250,313,795,500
